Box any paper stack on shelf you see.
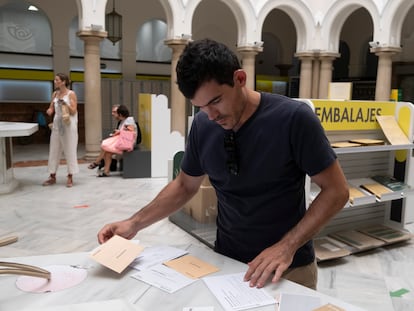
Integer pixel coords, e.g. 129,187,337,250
314,237,351,261
331,141,362,148
347,181,377,206
328,229,385,252
352,177,402,201
357,224,412,244
371,175,412,195
349,138,385,146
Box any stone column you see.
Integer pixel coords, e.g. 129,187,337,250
78,31,106,160
295,52,314,98
319,53,339,99
311,58,320,99
165,39,188,136
371,47,401,101
237,46,263,90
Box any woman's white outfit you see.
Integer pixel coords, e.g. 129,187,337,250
47,91,79,174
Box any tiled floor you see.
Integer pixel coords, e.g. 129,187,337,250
1,143,414,311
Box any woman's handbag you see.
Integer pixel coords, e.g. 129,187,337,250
101,136,123,154
115,130,136,152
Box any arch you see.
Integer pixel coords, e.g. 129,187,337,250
381,0,414,47
191,0,238,47
167,0,251,46
320,0,378,52
257,0,314,52
158,0,179,38
0,1,52,54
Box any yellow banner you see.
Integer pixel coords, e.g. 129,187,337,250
312,100,396,131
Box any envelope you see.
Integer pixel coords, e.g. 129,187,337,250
90,235,144,273
164,254,219,279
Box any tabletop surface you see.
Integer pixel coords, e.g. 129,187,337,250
0,244,366,311
0,121,38,137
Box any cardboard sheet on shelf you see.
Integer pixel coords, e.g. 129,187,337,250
331,141,362,148
348,138,385,146
376,115,411,145
328,230,385,251
314,237,351,261
357,224,413,244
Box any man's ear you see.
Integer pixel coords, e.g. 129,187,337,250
233,69,247,86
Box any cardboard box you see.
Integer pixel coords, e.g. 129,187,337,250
183,185,217,223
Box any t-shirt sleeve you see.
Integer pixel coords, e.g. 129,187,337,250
290,103,336,177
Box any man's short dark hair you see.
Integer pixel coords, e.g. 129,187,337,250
176,38,242,99
117,104,130,118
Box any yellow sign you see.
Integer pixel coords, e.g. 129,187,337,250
138,93,152,149
312,100,396,131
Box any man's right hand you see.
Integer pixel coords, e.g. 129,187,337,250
97,219,138,244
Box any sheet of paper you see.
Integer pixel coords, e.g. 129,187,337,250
164,254,219,279
130,245,188,271
90,235,144,273
203,272,276,311
277,292,321,311
131,263,197,293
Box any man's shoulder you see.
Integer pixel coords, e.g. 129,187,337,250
261,92,301,106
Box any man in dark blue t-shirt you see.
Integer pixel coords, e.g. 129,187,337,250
98,39,349,290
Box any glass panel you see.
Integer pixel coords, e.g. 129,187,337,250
0,1,51,54
0,80,52,101
136,19,171,62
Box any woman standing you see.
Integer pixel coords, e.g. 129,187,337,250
42,73,79,187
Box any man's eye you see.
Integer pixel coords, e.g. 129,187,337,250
211,98,221,105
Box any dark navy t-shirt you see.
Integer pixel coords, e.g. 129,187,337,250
181,93,336,267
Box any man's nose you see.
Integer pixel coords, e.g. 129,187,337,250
202,106,219,121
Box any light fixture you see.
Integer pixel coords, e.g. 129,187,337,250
105,0,122,45
28,5,38,11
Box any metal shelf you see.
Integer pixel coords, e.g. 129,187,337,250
333,143,414,154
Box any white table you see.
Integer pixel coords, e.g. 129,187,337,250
0,121,38,194
0,244,367,311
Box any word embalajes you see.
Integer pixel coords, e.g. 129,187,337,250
314,107,382,123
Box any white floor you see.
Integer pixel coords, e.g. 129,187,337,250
1,144,414,311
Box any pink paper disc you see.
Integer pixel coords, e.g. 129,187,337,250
15,265,88,293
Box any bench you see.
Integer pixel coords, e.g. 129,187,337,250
121,147,151,178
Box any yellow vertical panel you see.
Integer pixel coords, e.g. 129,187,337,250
138,94,151,150
395,106,411,162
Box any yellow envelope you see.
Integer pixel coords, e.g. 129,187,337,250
164,254,219,279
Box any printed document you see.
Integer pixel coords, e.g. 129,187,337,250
203,272,276,311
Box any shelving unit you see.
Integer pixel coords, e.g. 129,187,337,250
311,100,414,260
